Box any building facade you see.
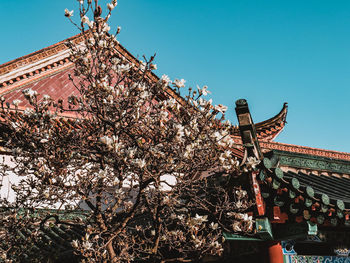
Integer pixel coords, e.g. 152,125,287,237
1,35,350,262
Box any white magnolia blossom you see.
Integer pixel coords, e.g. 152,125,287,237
117,64,131,73
198,85,211,96
232,221,241,232
22,88,37,99
159,74,170,86
64,8,74,17
98,39,107,48
99,135,123,153
214,104,228,113
111,57,120,65
213,131,234,148
81,15,89,24
235,200,243,208
82,241,93,250
42,94,51,101
236,189,247,198
107,3,115,11
210,222,219,230
198,97,212,108
12,99,22,107
190,214,208,226
135,159,146,169
71,240,79,248
173,78,186,88
87,20,94,28
102,23,111,32
139,61,146,71
87,37,95,46
245,156,260,170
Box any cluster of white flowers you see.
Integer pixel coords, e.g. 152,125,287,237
195,98,213,113
82,241,93,250
24,107,34,116
87,37,95,47
159,74,171,86
42,94,51,101
102,23,111,33
117,64,131,74
12,99,22,107
175,124,185,142
162,98,181,111
111,57,120,65
99,135,123,153
22,88,37,101
197,85,211,96
213,131,235,148
45,2,249,261
107,0,117,11
244,156,260,171
134,158,146,169
227,212,254,232
189,214,208,226
98,39,108,48
183,143,194,159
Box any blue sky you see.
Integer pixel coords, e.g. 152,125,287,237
1,0,350,152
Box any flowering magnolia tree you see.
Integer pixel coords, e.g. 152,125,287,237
0,1,255,262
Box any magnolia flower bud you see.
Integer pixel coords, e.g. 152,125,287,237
12,99,22,107
64,9,74,18
71,240,79,248
107,3,115,11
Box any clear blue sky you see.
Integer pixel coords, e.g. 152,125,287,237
1,0,350,152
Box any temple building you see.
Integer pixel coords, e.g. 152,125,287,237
1,34,350,263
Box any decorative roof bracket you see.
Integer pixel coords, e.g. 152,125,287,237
235,99,263,164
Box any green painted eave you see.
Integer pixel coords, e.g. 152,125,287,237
266,150,350,175
223,232,263,241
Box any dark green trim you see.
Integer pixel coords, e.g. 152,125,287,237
256,218,273,240
272,221,317,240
223,233,263,241
269,150,350,174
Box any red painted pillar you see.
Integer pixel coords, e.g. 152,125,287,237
268,242,284,263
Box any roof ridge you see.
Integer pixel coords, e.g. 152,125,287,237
0,33,83,76
261,140,350,161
